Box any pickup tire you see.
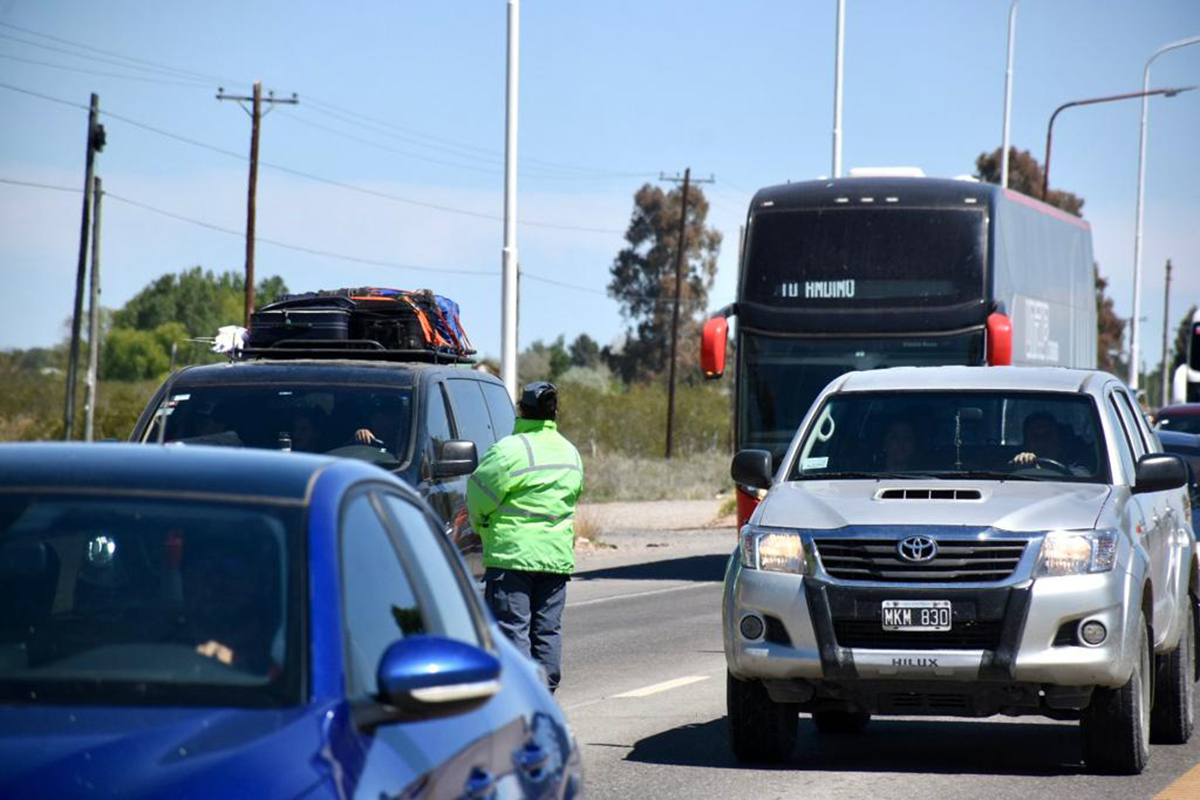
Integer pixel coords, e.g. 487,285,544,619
1081,611,1151,775
1151,600,1195,744
812,710,871,734
727,671,798,763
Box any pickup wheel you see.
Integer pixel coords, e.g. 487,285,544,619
727,671,798,763
1151,600,1196,744
812,710,871,734
1081,611,1151,775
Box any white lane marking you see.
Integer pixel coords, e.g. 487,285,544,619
567,582,716,608
612,675,710,698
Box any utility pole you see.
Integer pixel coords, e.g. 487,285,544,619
661,169,714,459
1161,259,1172,408
64,92,105,441
84,176,103,442
217,81,298,327
501,0,521,401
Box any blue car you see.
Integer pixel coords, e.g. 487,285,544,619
0,444,581,799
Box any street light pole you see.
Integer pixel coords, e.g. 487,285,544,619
1000,0,1019,188
1130,36,1200,391
1042,86,1193,201
501,0,520,401
831,0,845,178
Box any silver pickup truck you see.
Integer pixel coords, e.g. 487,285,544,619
723,366,1196,774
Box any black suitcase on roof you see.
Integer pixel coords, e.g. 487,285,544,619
248,298,352,348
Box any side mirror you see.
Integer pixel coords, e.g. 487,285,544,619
356,635,500,731
433,439,478,479
732,449,773,491
700,317,728,379
1133,453,1188,494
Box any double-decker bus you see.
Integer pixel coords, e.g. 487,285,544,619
700,175,1098,526
1170,307,1200,404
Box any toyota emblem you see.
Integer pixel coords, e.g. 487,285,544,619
897,535,938,563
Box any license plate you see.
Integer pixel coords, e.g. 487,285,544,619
881,600,952,632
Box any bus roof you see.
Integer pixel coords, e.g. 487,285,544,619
751,176,1089,231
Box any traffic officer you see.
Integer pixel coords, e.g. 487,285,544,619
467,381,583,692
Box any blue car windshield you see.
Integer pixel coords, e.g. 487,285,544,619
790,391,1110,484
0,493,304,708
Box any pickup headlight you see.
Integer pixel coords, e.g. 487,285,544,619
740,525,807,574
1035,529,1119,577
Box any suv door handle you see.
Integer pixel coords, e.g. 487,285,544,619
464,768,495,799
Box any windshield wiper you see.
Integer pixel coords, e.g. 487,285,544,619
949,470,1038,482
799,471,888,480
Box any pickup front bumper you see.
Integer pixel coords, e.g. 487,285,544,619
723,540,1144,705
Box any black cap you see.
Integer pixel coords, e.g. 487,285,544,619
518,381,558,420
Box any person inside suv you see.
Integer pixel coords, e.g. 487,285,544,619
352,398,408,455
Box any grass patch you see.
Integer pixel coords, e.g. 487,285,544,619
581,451,730,503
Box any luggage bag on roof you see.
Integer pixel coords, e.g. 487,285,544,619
246,287,475,358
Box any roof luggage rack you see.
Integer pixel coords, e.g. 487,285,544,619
237,338,475,364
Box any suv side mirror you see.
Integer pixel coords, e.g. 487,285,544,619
1133,453,1188,494
732,449,774,491
432,439,478,479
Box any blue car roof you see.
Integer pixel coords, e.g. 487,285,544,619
0,443,346,503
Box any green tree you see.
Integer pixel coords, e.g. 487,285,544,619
568,333,601,369
518,336,571,383
1095,266,1126,377
974,147,1085,217
102,267,287,379
607,183,722,383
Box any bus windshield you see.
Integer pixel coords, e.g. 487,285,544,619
743,208,986,309
739,332,984,464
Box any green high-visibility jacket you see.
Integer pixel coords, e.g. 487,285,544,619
467,418,583,575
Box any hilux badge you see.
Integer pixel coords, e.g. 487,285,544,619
897,536,937,563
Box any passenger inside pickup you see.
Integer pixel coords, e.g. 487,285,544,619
880,417,918,471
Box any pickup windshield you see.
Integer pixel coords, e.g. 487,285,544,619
791,391,1109,483
144,385,414,468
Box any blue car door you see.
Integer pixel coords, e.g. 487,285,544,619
337,492,496,798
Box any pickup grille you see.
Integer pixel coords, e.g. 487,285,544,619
812,538,1028,583
833,619,1003,650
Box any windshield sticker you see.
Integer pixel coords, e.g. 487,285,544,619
169,394,190,402
803,456,829,470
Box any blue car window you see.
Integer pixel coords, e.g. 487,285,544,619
378,494,483,648
339,495,426,699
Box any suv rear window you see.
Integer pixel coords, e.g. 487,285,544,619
145,385,414,468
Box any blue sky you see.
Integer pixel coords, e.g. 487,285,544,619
0,1,1197,373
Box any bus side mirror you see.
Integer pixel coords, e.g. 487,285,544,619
987,312,1012,366
701,317,728,379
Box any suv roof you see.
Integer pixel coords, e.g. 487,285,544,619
832,365,1108,395
163,358,501,388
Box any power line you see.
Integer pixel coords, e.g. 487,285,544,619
1,175,679,303
0,20,659,181
0,81,625,234
0,51,213,88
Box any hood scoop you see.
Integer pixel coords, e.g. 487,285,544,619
875,487,984,501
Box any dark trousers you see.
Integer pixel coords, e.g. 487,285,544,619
484,568,568,692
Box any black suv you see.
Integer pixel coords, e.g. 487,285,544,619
130,358,515,576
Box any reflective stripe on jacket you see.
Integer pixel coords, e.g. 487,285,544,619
466,418,583,575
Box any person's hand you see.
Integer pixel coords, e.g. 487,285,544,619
196,639,234,665
354,428,380,445
1011,451,1037,466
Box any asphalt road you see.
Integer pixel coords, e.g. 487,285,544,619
558,528,1200,800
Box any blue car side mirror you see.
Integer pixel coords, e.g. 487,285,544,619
360,635,500,728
